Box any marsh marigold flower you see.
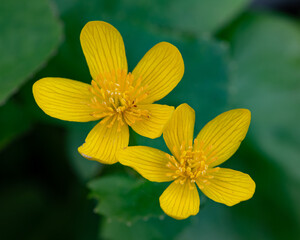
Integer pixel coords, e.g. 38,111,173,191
33,21,184,164
117,104,256,219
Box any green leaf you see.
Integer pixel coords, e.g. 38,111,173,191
54,0,249,36
88,174,167,223
114,0,250,35
101,214,189,240
223,12,300,183
0,0,62,105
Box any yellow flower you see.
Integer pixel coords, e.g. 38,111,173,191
117,104,256,220
32,21,184,164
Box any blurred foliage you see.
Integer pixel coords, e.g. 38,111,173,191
67,123,102,182
221,12,300,183
0,0,62,105
101,213,189,240
78,0,250,35
0,0,300,239
0,100,31,150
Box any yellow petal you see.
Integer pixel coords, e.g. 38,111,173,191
163,104,195,159
78,117,129,164
132,42,184,104
159,181,199,220
117,146,173,182
80,21,127,81
33,78,96,122
197,168,255,206
196,109,251,167
126,104,174,139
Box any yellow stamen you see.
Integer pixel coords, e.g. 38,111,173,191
88,69,150,130
165,139,218,185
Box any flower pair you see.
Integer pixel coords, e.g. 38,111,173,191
33,21,255,220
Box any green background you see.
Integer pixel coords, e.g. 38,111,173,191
0,0,299,239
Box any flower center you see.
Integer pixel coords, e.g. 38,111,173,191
166,139,219,189
88,70,149,131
